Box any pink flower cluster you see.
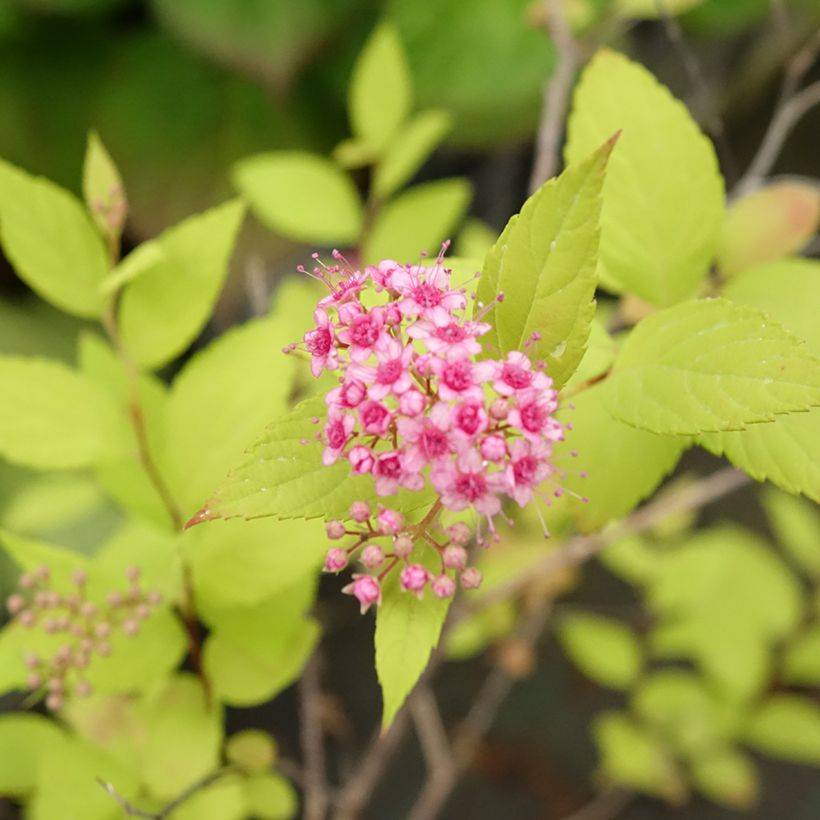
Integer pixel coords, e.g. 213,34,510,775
289,245,572,611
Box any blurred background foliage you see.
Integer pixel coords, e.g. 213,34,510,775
2,0,820,818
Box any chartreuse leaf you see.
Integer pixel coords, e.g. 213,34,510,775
783,627,820,685
363,178,471,265
0,356,128,469
376,568,451,730
603,299,820,435
556,383,686,531
762,487,820,577
593,711,685,800
190,396,434,525
477,138,613,389
717,182,819,278
701,259,820,499
233,152,363,244
373,109,452,198
140,675,223,800
349,22,412,155
744,695,820,764
83,131,127,243
456,218,496,260
0,529,90,591
244,773,298,819
172,776,246,820
565,50,723,306
0,158,109,318
690,747,758,809
558,613,642,689
0,713,63,797
226,730,277,773
117,199,245,369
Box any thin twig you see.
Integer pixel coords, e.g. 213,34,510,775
528,0,581,193
734,27,820,195
559,787,633,820
459,466,751,620
97,768,231,819
300,649,330,820
409,685,455,783
408,603,553,820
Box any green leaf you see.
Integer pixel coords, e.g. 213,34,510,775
225,730,277,773
0,529,90,589
233,152,362,244
363,178,471,265
557,612,642,690
375,573,451,729
118,199,246,369
745,695,820,764
456,218,497,260
593,710,685,800
373,109,452,198
100,239,164,296
783,627,820,685
349,22,412,154
83,130,127,244
140,675,223,800
160,308,307,517
556,383,686,531
190,396,433,525
477,138,613,389
762,487,820,577
243,772,299,820
717,182,819,278
690,747,758,809
564,318,616,388
565,49,724,306
0,713,64,797
172,776,246,820
0,158,109,318
603,298,820,435
599,535,662,587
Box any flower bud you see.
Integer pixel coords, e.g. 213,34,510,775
107,592,123,607
19,611,35,628
72,569,88,587
479,435,507,462
147,590,163,606
45,693,63,712
47,677,64,693
446,522,472,546
431,575,456,599
94,623,111,639
399,389,426,417
135,604,151,620
460,567,483,590
348,445,374,474
349,501,371,523
18,573,34,590
341,575,381,614
361,545,385,569
24,653,39,669
76,680,93,698
400,564,429,597
97,641,112,657
26,673,42,689
123,619,139,636
442,545,468,571
34,565,50,582
6,594,25,615
323,548,348,574
80,602,97,618
376,507,404,535
393,535,414,559
125,566,141,583
325,520,346,540
489,398,509,420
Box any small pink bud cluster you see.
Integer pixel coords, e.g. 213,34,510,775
5,564,162,711
289,246,566,530
323,502,482,613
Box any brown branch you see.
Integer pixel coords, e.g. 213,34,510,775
459,466,751,620
559,787,633,820
97,768,231,819
409,685,455,785
300,649,330,820
528,0,581,193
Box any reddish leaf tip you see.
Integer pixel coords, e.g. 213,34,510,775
184,506,216,529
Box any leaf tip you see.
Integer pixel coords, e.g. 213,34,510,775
184,506,217,529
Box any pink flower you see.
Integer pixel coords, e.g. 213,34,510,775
507,390,560,441
324,548,348,573
349,338,414,400
428,357,494,402
392,263,466,326
399,389,426,417
451,400,489,442
342,574,381,613
479,434,507,462
358,400,392,436
317,267,369,309
304,308,338,377
460,567,482,590
397,402,452,472
348,445,374,474
492,351,550,396
336,307,386,362
400,564,429,598
407,319,490,357
506,439,553,506
376,507,404,535
326,378,366,409
431,575,456,599
323,410,356,465
372,451,422,496
370,259,402,293
431,450,507,516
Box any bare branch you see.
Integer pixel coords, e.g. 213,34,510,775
300,649,330,820
97,768,231,819
528,0,581,193
559,787,633,820
409,686,455,783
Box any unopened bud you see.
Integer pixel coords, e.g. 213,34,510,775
349,501,371,523
34,565,50,582
361,545,385,569
460,567,483,590
489,399,509,420
325,520,346,540
123,619,139,636
446,523,472,546
76,680,93,697
431,575,456,599
45,693,63,711
125,566,141,583
26,673,42,689
94,622,111,639
107,592,122,607
443,545,468,570
72,569,88,587
146,590,163,606
18,573,34,590
393,535,414,559
135,604,151,620
6,594,25,615
80,602,97,618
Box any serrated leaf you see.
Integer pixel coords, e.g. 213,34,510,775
349,22,412,154
118,199,245,369
783,627,820,685
690,747,758,809
593,710,685,800
557,383,686,531
0,713,64,797
0,158,109,317
477,139,613,389
376,575,450,729
233,152,362,244
761,487,820,577
565,49,724,306
189,396,433,525
718,182,819,278
745,695,820,764
0,356,128,469
363,178,471,265
558,612,642,689
373,109,452,198
603,298,820,435
83,130,127,244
